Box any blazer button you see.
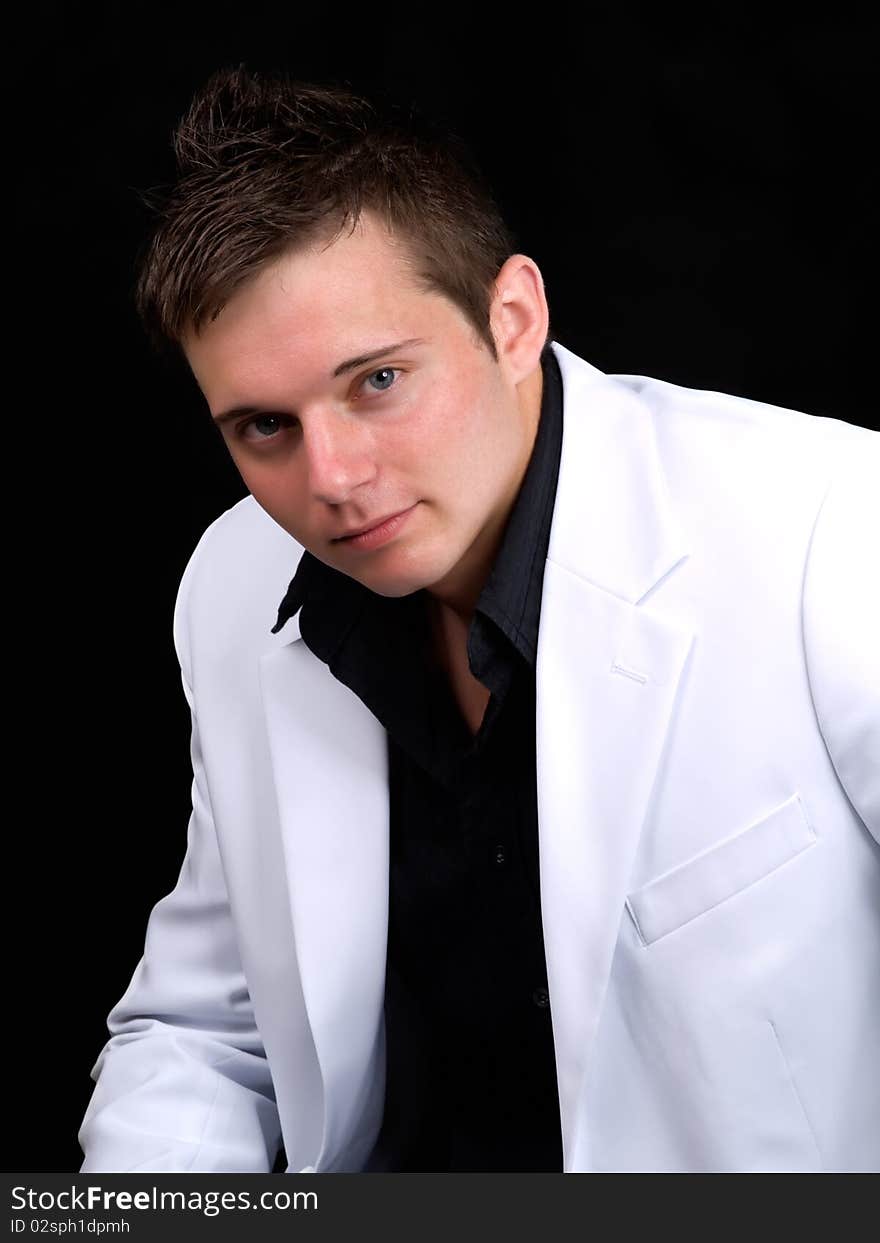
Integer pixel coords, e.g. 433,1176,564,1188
532,986,550,1009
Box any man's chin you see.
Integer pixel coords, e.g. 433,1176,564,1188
358,575,429,600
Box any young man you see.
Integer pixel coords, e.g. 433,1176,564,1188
79,67,879,1174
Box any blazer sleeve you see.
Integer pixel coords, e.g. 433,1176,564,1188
78,537,282,1173
802,430,880,845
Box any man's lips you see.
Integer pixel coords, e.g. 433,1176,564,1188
332,506,414,540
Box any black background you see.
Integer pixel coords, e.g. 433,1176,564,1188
10,5,875,1171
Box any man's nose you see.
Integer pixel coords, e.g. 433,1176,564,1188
302,413,377,505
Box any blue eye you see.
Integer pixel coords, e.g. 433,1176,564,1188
364,366,399,393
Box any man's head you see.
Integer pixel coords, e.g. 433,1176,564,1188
136,67,552,614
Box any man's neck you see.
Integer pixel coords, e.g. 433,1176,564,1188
425,358,545,624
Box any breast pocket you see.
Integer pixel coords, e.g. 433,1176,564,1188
626,793,817,947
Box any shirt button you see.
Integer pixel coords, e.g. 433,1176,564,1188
532,986,550,1009
494,845,506,865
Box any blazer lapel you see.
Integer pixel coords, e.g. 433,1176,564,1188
259,627,390,1171
539,344,693,1168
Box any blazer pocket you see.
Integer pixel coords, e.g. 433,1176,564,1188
626,793,817,947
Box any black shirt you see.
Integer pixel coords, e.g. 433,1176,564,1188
271,341,565,1170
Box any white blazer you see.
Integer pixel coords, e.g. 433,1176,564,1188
79,342,880,1174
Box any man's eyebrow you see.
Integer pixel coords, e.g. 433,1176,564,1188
211,338,429,426
332,337,428,376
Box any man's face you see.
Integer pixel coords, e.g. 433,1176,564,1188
183,210,543,611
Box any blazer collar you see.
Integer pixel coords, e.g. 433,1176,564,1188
545,340,687,601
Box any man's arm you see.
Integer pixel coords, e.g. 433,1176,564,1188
78,547,282,1173
802,429,880,845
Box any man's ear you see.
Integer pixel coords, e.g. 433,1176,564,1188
489,254,550,385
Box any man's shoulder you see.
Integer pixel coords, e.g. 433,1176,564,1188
604,368,876,521
610,369,873,453
174,495,306,659
553,342,875,504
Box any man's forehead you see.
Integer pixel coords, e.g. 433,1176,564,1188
191,242,431,355
270,210,418,286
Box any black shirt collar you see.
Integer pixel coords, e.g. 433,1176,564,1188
473,341,562,667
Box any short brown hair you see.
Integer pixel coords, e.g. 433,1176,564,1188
134,65,552,362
